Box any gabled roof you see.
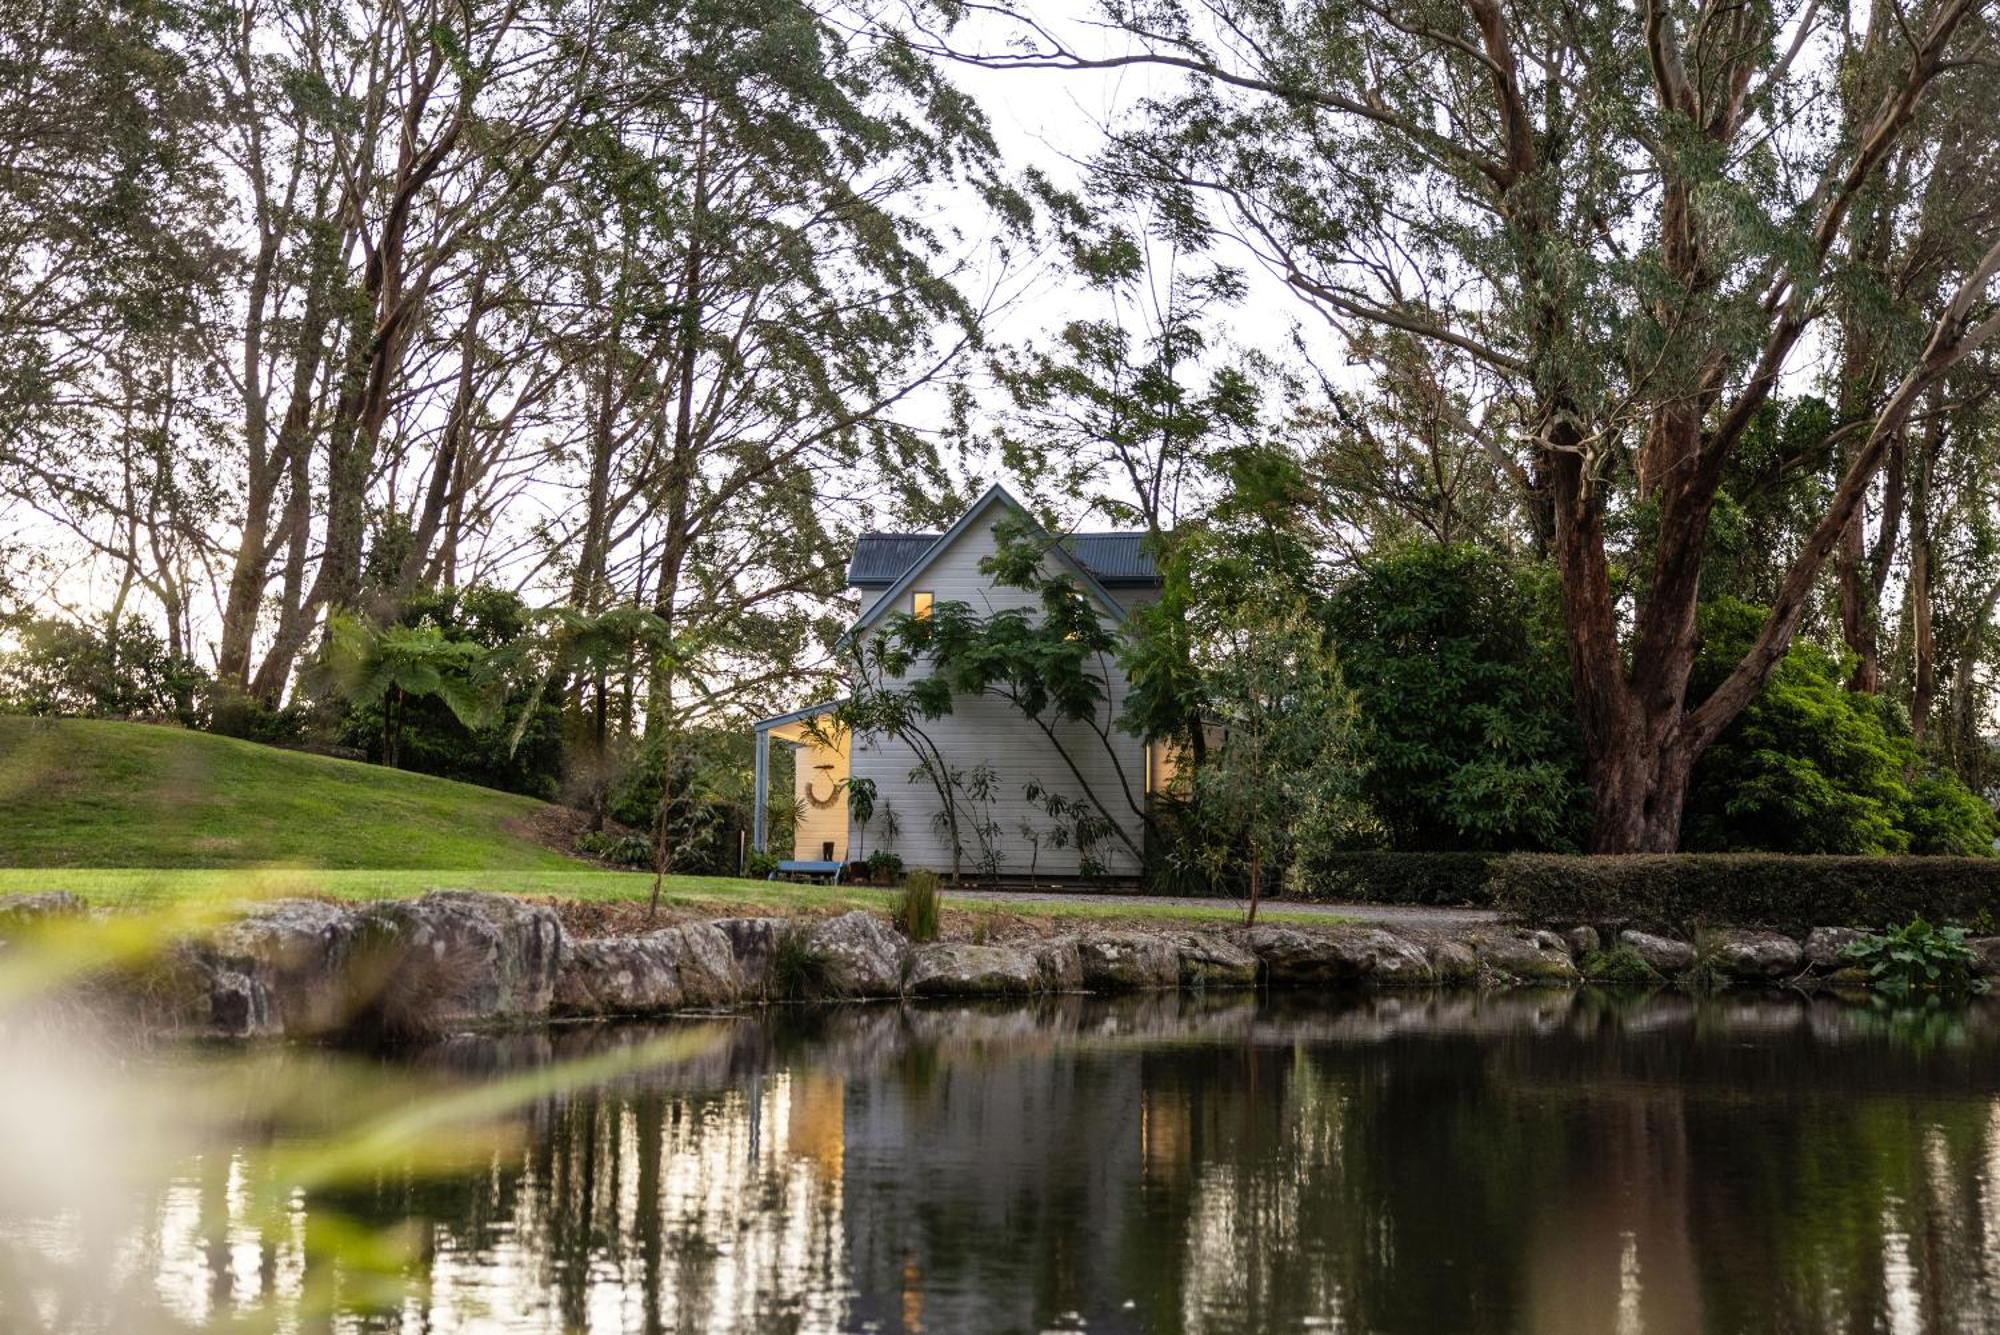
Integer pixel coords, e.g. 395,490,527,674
849,523,1162,588
846,483,1141,639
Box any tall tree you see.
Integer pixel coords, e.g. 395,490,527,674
936,0,2000,849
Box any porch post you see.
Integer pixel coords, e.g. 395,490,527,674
752,727,770,853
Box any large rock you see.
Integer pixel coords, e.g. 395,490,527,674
709,917,788,992
1429,939,1479,983
1176,935,1260,988
553,924,740,1017
907,943,1039,997
350,892,564,1036
1471,931,1580,983
206,898,364,1035
1704,928,1803,982
0,892,85,940
1620,930,1697,975
1244,926,1432,987
1803,927,1868,972
1033,937,1084,991
808,911,907,998
1074,933,1181,990
1971,937,2000,979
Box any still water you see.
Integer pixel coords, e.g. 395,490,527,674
14,989,2000,1334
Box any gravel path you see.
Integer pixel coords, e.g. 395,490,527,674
959,889,1501,933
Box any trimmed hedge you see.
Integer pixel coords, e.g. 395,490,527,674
1291,852,1497,906
1490,854,2000,934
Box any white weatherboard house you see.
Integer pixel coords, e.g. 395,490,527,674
751,484,1173,881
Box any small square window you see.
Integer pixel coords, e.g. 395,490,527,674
912,591,934,619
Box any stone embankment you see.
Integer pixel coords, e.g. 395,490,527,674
3,890,1997,1040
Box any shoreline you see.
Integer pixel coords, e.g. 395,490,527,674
3,890,1993,1041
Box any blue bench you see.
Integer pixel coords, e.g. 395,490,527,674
768,859,844,884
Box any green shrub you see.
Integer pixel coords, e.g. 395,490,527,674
1325,544,1588,852
893,868,942,942
1842,918,1987,997
746,849,781,878
1492,854,2000,934
1684,598,1997,856
1579,946,1661,985
770,925,834,1000
865,850,905,884
575,831,653,867
1289,851,1496,905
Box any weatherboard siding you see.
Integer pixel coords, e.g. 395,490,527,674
846,514,1150,878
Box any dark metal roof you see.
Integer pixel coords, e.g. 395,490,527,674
845,532,940,585
847,528,1161,588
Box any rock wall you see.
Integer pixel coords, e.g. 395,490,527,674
3,892,1994,1039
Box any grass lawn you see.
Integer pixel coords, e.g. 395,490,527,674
0,716,575,870
0,867,1338,926
0,717,1339,928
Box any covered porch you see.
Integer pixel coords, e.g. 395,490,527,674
751,701,849,865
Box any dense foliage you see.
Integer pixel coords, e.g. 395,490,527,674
1325,545,1587,853
1687,600,1998,856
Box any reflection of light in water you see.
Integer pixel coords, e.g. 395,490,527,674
1984,1101,2000,1309
1880,1199,1922,1335
1615,1230,1641,1335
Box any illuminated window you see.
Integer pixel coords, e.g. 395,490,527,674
912,590,934,619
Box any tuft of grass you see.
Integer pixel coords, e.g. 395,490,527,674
0,716,575,870
769,925,835,1001
893,869,942,942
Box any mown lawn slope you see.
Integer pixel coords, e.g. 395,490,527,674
0,716,579,870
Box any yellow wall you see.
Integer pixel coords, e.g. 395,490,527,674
788,727,849,862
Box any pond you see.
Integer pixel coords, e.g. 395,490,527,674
8,989,2000,1333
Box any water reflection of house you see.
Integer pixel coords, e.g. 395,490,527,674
836,1039,1150,1333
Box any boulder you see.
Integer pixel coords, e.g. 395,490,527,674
0,892,85,939
350,892,565,1036
1074,933,1181,990
553,924,740,1017
1971,937,2000,979
1176,935,1260,988
1244,926,1432,987
1429,939,1479,983
207,898,364,1036
808,911,907,998
1471,931,1580,983
1704,928,1803,982
907,943,1039,997
1564,925,1601,958
1033,937,1084,991
1619,930,1697,975
709,917,788,990
1803,927,1869,972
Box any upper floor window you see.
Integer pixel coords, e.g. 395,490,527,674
912,591,934,619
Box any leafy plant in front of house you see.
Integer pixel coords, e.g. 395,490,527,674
847,776,878,860
1023,780,1114,882
1842,919,1987,998
865,850,904,884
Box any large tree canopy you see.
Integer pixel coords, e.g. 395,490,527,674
931,0,2000,849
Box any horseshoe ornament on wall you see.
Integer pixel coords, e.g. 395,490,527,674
805,764,842,809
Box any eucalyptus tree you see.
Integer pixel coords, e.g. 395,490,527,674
934,0,2000,850
518,0,1027,749
0,0,226,681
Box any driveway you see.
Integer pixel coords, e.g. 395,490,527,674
959,889,1502,933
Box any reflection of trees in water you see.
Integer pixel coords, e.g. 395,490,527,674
135,992,2000,1333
